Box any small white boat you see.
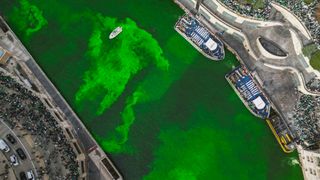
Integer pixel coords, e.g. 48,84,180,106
109,26,122,39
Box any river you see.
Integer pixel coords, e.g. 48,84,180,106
0,0,303,179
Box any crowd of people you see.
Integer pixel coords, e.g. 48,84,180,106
291,94,320,149
306,77,320,93
0,72,79,180
219,0,271,19
219,0,320,48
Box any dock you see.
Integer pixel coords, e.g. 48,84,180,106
266,110,296,153
173,0,306,155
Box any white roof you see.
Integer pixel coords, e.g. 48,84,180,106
252,96,266,110
204,38,218,51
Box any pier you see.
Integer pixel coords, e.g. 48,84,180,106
173,0,318,155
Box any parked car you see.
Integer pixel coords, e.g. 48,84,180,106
10,154,19,166
0,139,10,152
19,172,27,180
16,148,26,160
26,170,35,180
6,134,16,144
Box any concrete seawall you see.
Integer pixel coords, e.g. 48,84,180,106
0,16,123,180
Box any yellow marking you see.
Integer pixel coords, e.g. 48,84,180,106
281,136,287,144
266,119,293,153
285,133,292,142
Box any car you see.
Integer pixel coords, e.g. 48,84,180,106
26,170,35,180
0,139,10,152
6,134,16,144
19,172,27,180
10,154,19,166
16,148,26,160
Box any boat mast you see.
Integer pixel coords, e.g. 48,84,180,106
195,0,204,15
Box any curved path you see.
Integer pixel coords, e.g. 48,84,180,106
207,0,283,27
289,28,320,78
271,2,312,40
195,0,319,87
263,63,320,96
0,118,38,178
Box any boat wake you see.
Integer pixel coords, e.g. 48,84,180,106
286,157,300,166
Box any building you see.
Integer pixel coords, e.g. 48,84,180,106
0,46,11,65
298,146,320,180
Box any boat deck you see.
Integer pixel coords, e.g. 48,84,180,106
175,14,224,60
226,66,270,119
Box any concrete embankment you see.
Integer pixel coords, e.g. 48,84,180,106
0,16,123,180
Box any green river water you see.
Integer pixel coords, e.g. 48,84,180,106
0,0,303,179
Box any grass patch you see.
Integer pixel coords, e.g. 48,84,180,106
237,0,266,9
303,43,318,58
252,0,265,9
310,50,320,70
303,0,314,5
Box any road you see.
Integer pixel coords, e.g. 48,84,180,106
0,119,37,179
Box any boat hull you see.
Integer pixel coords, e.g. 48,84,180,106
109,27,122,39
174,14,225,61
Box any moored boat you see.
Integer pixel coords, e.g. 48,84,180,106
174,14,225,61
109,26,123,39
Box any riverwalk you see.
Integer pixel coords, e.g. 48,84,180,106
0,16,123,180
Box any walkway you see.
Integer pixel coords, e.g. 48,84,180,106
185,0,259,59
263,63,320,96
271,2,312,40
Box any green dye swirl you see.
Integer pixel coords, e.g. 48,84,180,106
143,127,219,180
10,0,47,37
100,86,147,153
75,14,169,115
76,14,170,153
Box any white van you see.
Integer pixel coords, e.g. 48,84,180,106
26,170,35,180
0,139,10,152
